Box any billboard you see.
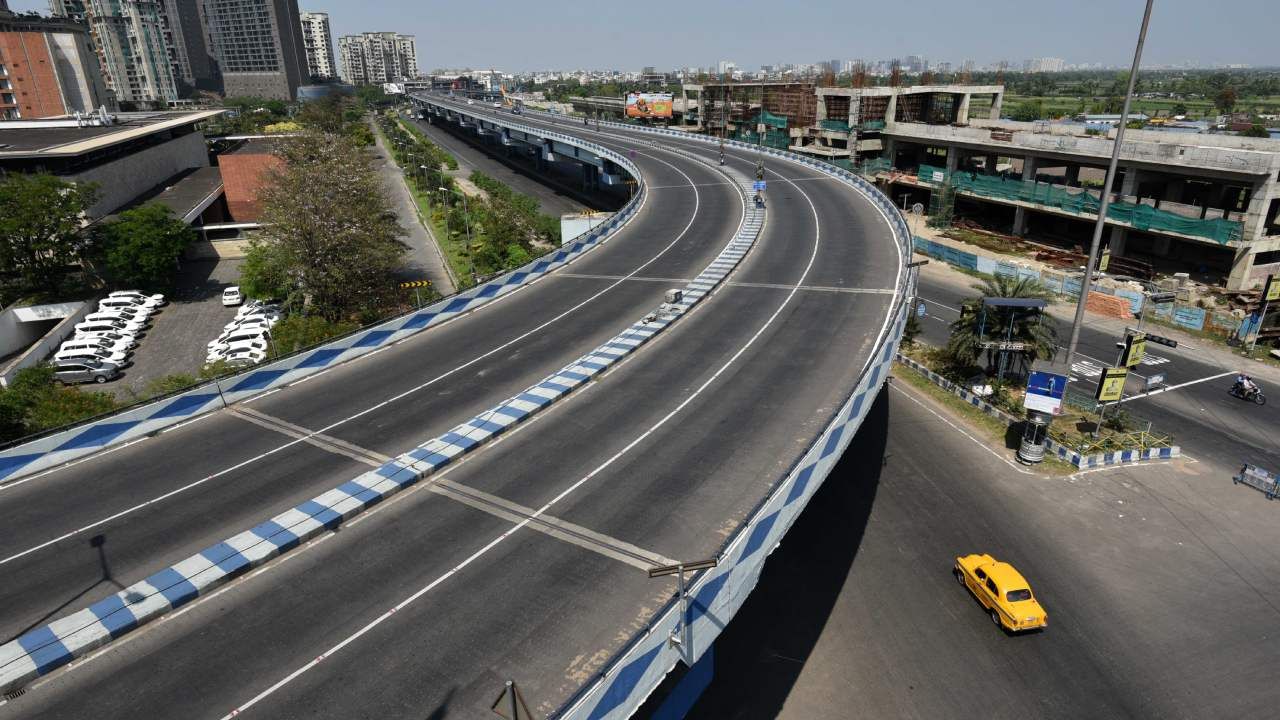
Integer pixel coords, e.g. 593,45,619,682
1024,370,1067,415
625,92,673,119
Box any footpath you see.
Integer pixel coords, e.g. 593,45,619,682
371,122,458,295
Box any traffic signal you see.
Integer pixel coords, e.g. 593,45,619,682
1145,332,1178,348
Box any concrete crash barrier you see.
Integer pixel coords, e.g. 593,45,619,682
0,142,647,484
0,159,766,696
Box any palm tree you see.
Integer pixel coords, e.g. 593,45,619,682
944,275,1058,379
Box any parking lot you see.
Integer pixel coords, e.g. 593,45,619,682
99,258,243,400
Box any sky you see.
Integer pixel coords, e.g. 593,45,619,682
7,0,1276,72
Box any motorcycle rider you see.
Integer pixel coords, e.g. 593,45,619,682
1234,373,1259,397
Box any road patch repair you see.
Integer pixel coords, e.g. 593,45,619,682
0,159,763,696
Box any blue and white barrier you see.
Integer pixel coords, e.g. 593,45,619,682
0,134,647,484
0,154,765,695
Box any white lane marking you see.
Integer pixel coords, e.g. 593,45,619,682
1141,355,1170,366
218,141,837,719
889,382,1035,476
0,154,722,566
1113,370,1237,404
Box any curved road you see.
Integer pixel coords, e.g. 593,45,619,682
0,103,902,718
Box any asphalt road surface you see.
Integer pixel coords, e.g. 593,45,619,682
0,101,903,718
682,384,1280,720
914,267,1278,473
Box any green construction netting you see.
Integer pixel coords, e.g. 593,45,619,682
733,129,789,150
751,110,788,129
861,120,887,131
820,119,850,132
917,164,1243,245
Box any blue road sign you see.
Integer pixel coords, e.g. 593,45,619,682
917,302,926,318
753,180,766,191
1024,370,1068,415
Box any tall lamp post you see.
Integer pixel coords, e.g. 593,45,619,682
1062,0,1154,373
439,185,475,284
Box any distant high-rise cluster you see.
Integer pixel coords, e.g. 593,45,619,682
338,31,417,85
1025,57,1065,73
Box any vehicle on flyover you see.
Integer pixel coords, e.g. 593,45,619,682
954,553,1048,632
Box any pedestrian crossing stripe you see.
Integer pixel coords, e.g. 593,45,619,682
1140,355,1170,365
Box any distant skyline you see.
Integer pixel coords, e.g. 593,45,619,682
7,0,1276,73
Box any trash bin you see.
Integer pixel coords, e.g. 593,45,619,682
1017,410,1051,465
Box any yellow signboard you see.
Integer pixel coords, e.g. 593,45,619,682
1095,367,1128,402
1099,247,1111,273
1265,274,1280,302
1121,333,1146,367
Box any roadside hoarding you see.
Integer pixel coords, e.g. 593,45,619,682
1121,332,1146,367
625,92,673,119
1024,370,1068,415
1095,367,1128,402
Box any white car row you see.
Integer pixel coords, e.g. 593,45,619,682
206,299,281,367
54,291,166,383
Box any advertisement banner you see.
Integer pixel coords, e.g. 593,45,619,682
1024,370,1067,415
1095,367,1128,402
625,92,673,119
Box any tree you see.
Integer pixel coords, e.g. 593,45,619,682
943,275,1057,378
1215,87,1238,114
238,237,294,302
1171,102,1188,116
1008,100,1043,122
254,132,407,321
96,203,194,290
1241,124,1270,138
0,173,97,296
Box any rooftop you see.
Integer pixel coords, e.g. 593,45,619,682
0,110,224,159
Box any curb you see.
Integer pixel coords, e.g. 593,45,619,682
0,153,765,696
893,354,1180,469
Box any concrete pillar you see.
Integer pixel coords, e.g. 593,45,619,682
883,137,897,168
956,93,971,125
1228,247,1258,291
682,87,689,127
1107,226,1128,257
1118,166,1140,198
1242,178,1279,245
945,148,960,176
989,92,1004,120
886,93,899,126
1012,156,1040,236
1065,165,1080,186
986,154,999,174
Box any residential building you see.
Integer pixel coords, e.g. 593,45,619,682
50,0,178,107
0,6,115,118
337,31,416,85
201,0,309,100
299,10,333,80
158,0,216,91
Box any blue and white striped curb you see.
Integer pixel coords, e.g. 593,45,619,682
894,355,1181,469
0,141,647,484
0,156,764,695
542,119,914,720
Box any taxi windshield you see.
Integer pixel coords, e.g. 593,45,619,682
1007,588,1033,602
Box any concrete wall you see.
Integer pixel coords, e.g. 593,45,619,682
73,131,208,218
0,300,92,387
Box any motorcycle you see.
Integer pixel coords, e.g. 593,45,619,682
1230,382,1267,406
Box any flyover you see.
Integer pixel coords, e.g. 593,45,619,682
0,94,910,719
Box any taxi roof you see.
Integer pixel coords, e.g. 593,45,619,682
984,561,1031,589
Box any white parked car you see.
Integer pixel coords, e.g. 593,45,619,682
88,306,150,324
222,315,278,334
221,347,267,367
82,312,147,332
206,337,268,364
76,319,142,337
222,286,244,306
208,328,269,354
108,290,165,307
98,297,155,316
236,300,280,319
60,336,133,358
55,346,130,367
73,328,137,348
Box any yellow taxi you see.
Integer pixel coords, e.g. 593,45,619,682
954,553,1048,632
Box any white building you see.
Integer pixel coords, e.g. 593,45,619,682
299,11,334,80
50,0,177,106
338,31,416,85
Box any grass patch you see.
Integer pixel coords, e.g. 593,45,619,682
891,361,1076,476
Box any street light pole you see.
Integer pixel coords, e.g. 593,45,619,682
1063,0,1154,373
440,185,475,284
